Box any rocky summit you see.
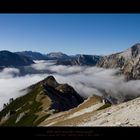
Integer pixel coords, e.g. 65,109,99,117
15,51,47,60
97,43,140,80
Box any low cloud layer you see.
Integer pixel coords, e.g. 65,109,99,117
0,68,48,110
1,60,140,109
28,61,140,102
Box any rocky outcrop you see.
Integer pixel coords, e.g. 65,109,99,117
97,43,140,80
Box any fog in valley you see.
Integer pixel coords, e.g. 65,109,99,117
0,60,140,109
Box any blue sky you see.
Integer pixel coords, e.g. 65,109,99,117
0,14,140,55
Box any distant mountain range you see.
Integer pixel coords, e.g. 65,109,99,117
15,51,102,66
15,51,70,60
1,43,140,80
0,50,34,67
0,50,102,67
14,43,140,80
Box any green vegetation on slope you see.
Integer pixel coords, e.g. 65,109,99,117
0,76,85,126
0,84,50,126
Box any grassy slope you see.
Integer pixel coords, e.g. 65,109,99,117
0,83,51,126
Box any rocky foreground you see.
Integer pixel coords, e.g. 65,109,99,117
40,95,140,126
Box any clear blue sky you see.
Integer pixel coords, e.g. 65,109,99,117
0,14,140,55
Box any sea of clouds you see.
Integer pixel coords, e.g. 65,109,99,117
0,60,140,109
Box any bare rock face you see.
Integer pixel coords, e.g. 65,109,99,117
97,43,140,80
42,76,84,111
97,54,125,69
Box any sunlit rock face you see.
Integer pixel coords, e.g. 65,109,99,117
97,43,140,80
42,76,84,111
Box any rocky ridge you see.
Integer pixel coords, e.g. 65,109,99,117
97,43,140,80
0,76,84,126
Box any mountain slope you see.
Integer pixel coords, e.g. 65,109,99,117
97,43,140,80
40,95,106,126
0,76,84,126
40,95,140,126
0,50,34,67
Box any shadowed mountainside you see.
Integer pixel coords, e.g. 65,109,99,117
0,50,34,67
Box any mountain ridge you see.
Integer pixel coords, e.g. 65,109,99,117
0,76,84,126
41,95,140,126
97,43,140,80
2,43,140,80
15,51,47,60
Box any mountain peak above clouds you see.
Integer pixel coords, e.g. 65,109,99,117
42,75,59,88
119,43,140,59
0,76,84,126
46,52,69,60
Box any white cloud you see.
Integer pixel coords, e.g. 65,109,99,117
0,68,20,78
1,60,140,110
